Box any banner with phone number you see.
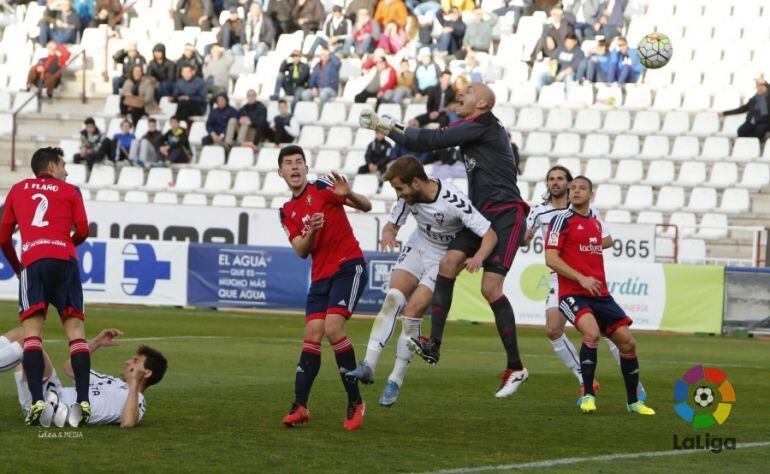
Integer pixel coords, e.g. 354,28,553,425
520,222,656,262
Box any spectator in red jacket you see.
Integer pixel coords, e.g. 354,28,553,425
343,9,382,56
355,51,396,104
27,42,71,99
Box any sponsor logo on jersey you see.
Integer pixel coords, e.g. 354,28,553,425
434,212,445,226
548,231,559,246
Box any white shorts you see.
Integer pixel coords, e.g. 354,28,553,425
394,236,444,292
16,369,67,414
546,272,559,310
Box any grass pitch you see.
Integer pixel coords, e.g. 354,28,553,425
0,301,768,473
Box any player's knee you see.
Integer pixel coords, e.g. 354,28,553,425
618,336,636,355
544,323,563,340
582,329,600,344
480,281,503,303
323,319,345,342
438,253,464,277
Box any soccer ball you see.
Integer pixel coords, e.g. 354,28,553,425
694,386,714,407
637,33,673,69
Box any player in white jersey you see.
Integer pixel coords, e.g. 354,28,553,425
346,156,496,406
0,326,167,427
523,165,645,402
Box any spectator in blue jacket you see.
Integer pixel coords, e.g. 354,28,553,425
173,65,208,121
576,38,610,83
294,47,341,110
538,33,584,90
202,93,238,147
607,37,644,84
225,89,268,148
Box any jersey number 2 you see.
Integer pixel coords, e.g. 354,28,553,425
31,194,50,228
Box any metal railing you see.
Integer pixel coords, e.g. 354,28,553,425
655,223,765,267
10,48,87,171
102,2,138,83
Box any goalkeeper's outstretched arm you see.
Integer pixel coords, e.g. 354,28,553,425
359,109,486,152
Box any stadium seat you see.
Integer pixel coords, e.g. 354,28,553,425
202,170,232,194
697,136,729,162
651,87,681,111
543,109,572,132
377,103,403,121
352,174,380,198
555,157,581,177
631,111,660,134
737,163,770,190
669,136,699,161
403,103,426,123
58,139,80,163
572,109,601,133
66,163,87,186
319,102,347,126
678,239,707,265
294,102,319,125
621,185,653,211
124,191,149,203
550,133,580,158
593,184,621,209
696,213,728,240
508,82,537,107
270,196,291,209
642,160,674,186
514,107,543,131
707,162,738,188
612,160,643,184
174,169,202,191
584,159,612,184
241,195,267,208
578,134,610,159
352,128,376,150
84,165,115,189
106,118,123,138
602,110,631,134
639,135,669,160
675,162,707,187
314,150,341,174
690,112,720,137
537,84,565,108
718,188,750,214
643,67,673,90
188,121,207,146
260,172,289,196
155,97,177,119
604,210,631,223
711,89,741,112
153,192,178,204
196,146,226,169
322,126,353,150
518,181,531,202
730,137,760,162
531,181,547,202
668,212,697,238
225,147,254,169
681,88,712,112
609,135,640,160
594,84,622,108
256,147,280,172
654,186,686,211
685,187,717,212
719,113,744,137
702,70,732,91
212,194,237,207
494,106,515,128
113,167,144,190
660,111,689,136
182,193,207,206
521,156,550,182
489,82,510,105
565,84,593,108
231,170,260,195
102,95,121,116
343,150,366,175
143,168,173,191
298,125,325,149
637,211,663,226
523,132,552,155
95,189,120,202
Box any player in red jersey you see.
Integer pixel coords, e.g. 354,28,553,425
277,145,373,431
0,147,92,427
544,176,655,416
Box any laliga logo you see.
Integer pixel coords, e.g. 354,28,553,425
674,365,735,429
121,243,171,296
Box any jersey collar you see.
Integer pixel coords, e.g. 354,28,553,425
291,182,309,200
35,173,57,180
422,179,442,204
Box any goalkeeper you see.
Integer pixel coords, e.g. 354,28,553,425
359,83,531,398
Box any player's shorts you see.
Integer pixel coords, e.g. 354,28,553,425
448,201,530,275
19,257,84,322
393,236,443,292
559,294,633,336
306,258,368,322
546,272,559,310
16,368,64,415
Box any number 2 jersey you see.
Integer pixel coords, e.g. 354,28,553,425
389,179,491,249
0,174,89,273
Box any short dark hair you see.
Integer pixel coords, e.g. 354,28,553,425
441,70,452,77
137,345,167,387
617,36,628,44
597,39,607,48
278,145,306,167
572,175,593,191
169,115,179,122
566,32,579,41
278,99,287,106
148,117,157,124
31,147,64,176
383,155,428,183
84,117,95,126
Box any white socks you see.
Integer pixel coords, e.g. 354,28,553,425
364,288,406,372
388,316,421,387
550,333,582,383
0,335,23,372
605,337,621,365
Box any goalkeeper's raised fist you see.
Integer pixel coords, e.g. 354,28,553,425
359,109,405,135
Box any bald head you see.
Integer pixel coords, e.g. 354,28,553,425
456,82,495,118
473,82,495,110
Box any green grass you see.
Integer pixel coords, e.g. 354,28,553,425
0,301,768,473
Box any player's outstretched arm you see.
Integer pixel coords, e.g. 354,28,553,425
121,366,145,428
544,249,603,297
465,229,498,273
63,328,124,378
380,221,400,252
289,213,324,259
329,171,372,212
602,236,613,249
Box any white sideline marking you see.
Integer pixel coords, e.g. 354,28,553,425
417,441,770,474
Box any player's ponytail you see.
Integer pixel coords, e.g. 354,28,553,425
542,165,573,203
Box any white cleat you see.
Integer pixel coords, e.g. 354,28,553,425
67,403,83,428
53,403,70,428
495,367,529,398
40,391,58,428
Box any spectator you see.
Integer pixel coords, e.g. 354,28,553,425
411,1,442,17
26,41,70,99
562,0,600,42
296,47,341,109
345,0,377,22
111,119,136,164
71,0,94,28
530,34,558,64
159,116,192,164
218,6,246,52
592,0,627,42
121,65,159,125
38,0,81,45
73,117,110,170
376,21,408,54
270,50,310,101
173,64,208,121
267,99,300,144
243,2,276,64
267,0,296,35
404,13,421,43
720,78,770,139
202,93,238,147
413,49,440,97
343,8,382,57
176,43,205,78
458,49,484,83
412,70,455,127
147,43,177,100
129,117,164,166
355,52,396,104
529,7,574,64
436,7,465,56
440,0,474,12
89,0,122,27
460,9,497,57
359,131,392,191
174,0,213,31
607,36,643,85
203,45,235,98
538,32,584,90
374,0,408,29
226,89,267,149
382,59,414,103
576,38,610,83
309,5,352,56
416,13,435,51
112,42,146,95
292,0,325,35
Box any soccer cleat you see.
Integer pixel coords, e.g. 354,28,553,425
282,404,310,427
378,380,400,407
344,401,365,431
628,401,656,415
579,395,597,414
25,400,46,426
53,403,70,428
577,379,601,406
67,401,90,427
345,361,375,385
407,336,440,365
637,382,647,403
40,391,58,428
495,367,529,398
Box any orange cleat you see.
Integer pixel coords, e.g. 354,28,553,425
578,379,600,400
343,402,365,431
282,404,310,427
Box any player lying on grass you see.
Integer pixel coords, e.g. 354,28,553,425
345,156,497,407
544,176,654,415
278,145,372,430
525,165,646,404
0,326,167,427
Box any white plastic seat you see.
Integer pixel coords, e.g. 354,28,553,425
719,188,750,214
578,134,610,159
698,136,729,162
260,172,289,196
319,102,347,126
95,189,120,202
637,211,663,225
543,109,572,132
509,82,537,107
621,185,653,211
102,95,121,116
555,157,581,177
584,159,612,184
681,88,711,112
711,89,740,112
572,109,601,133
113,167,144,190
642,160,674,186
612,160,643,184
523,132,552,155
669,212,697,238
685,187,717,212
593,184,622,209
675,162,707,187
124,191,149,203
696,213,728,240
595,85,622,107
188,121,207,146
196,145,226,169
314,150,341,174
654,186,686,211
494,106,515,129
403,103,426,123
565,84,593,108
323,126,353,150
631,111,660,135
660,111,689,136
624,86,652,110
153,192,178,204
670,136,699,161
678,239,707,265
514,107,543,131
707,162,738,188
143,167,173,191
231,170,260,195
550,133,580,157
609,135,639,160
352,128,375,150
521,156,550,181
730,137,760,162
347,103,370,126
639,135,669,160
604,210,631,223
377,103,402,122
58,139,81,163
211,194,237,207
182,193,207,206
702,70,731,91
537,84,565,108
66,163,87,186
351,174,380,197
174,168,202,191
241,195,267,207
293,102,319,124
224,147,254,169
530,181,547,202
298,125,325,149
203,170,232,193
256,147,280,172
652,87,681,111
719,114,745,137
270,195,291,209
602,110,631,134
690,112,720,137
343,150,366,175
85,165,115,189
738,163,770,190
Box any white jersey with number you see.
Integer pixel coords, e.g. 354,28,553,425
526,202,610,309
389,179,490,290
